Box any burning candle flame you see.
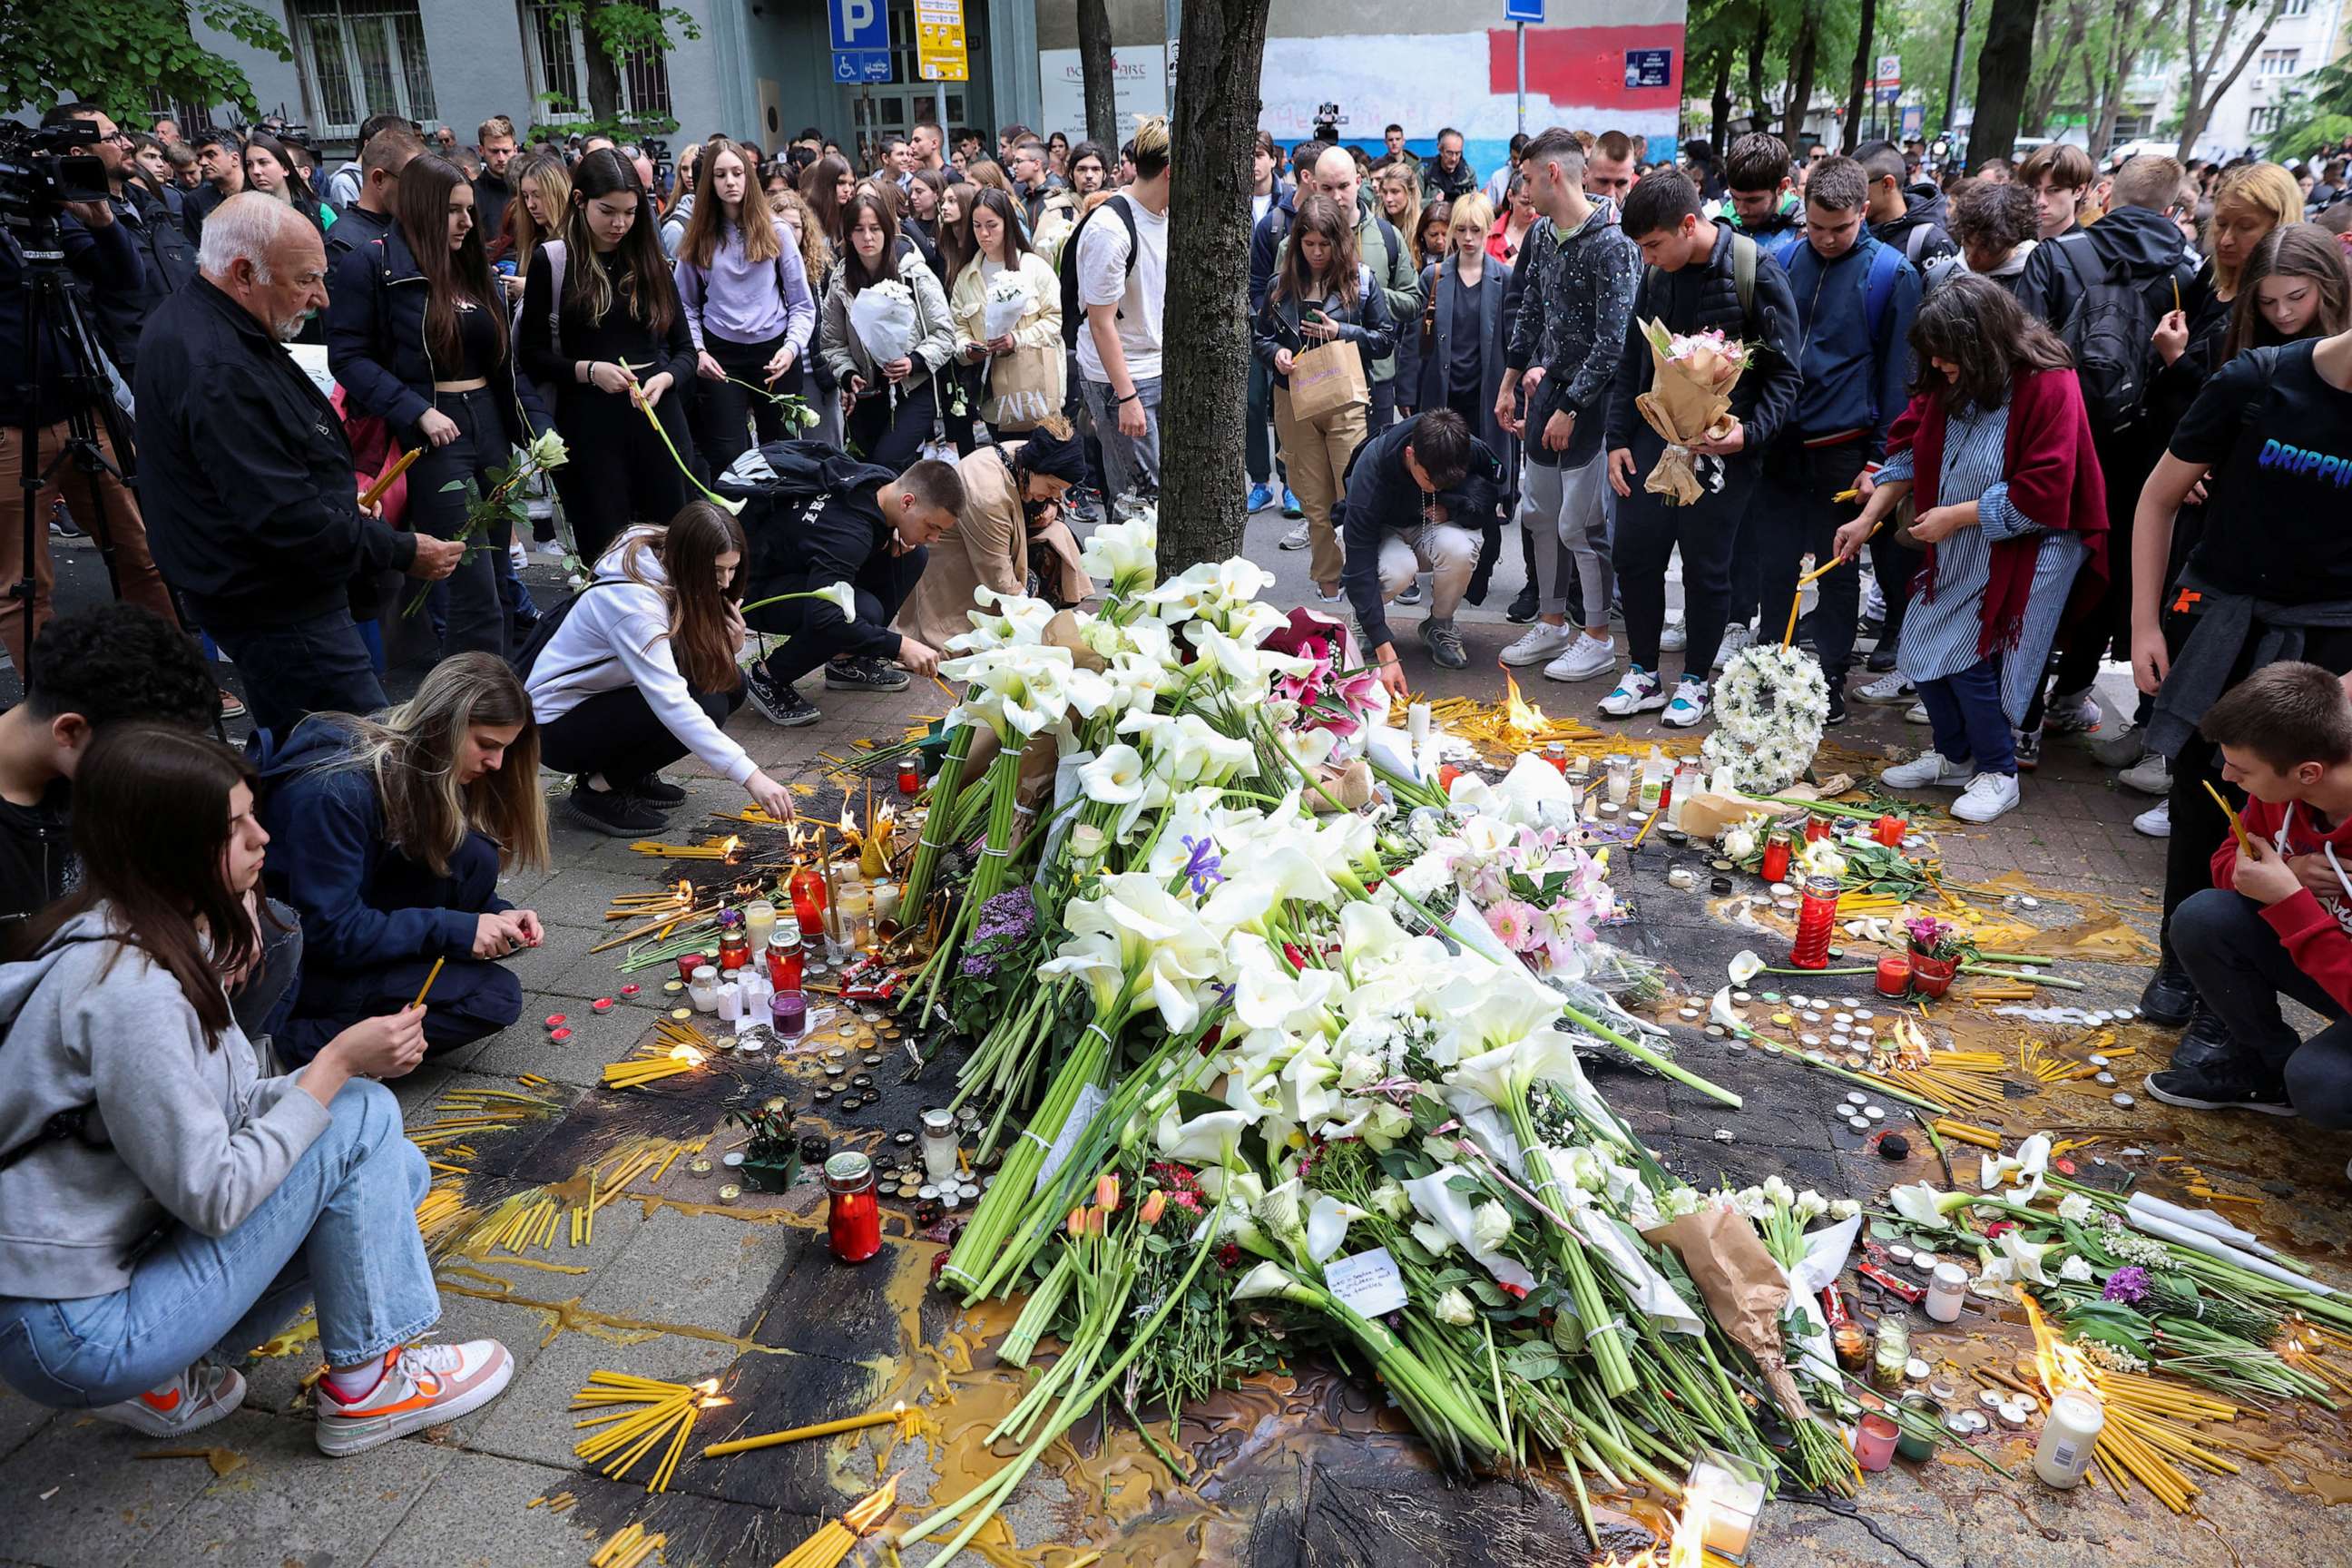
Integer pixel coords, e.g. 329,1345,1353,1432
1596,1482,1714,1568
838,804,859,839
694,1378,720,1395
669,1044,706,1066
674,879,693,904
1502,668,1549,734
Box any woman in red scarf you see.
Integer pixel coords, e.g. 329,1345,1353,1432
1835,275,2109,823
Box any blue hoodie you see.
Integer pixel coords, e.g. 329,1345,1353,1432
1779,232,1920,461
257,717,509,973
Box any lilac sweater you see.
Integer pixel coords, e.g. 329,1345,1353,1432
673,219,817,355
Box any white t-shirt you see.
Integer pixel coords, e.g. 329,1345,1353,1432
1074,194,1169,386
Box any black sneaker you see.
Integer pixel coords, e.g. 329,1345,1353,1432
825,656,910,692
628,775,688,806
745,663,821,727
1396,583,1424,605
2144,1058,2294,1116
1420,618,1468,670
1825,683,1848,727
2166,1002,2236,1073
1866,645,1897,673
2014,726,2042,772
567,782,667,838
1505,585,1539,624
2140,956,2196,1028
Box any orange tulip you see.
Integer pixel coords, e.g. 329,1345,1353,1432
1140,1190,1168,1226
1095,1172,1121,1211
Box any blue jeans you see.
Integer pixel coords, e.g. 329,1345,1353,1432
0,1081,437,1405
1915,655,2017,776
205,609,387,748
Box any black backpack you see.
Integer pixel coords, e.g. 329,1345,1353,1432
2049,233,2167,429
1058,193,1139,350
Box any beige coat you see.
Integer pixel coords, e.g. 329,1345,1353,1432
948,252,1064,428
891,442,1092,650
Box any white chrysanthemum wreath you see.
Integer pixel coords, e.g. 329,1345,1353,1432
1702,642,1828,793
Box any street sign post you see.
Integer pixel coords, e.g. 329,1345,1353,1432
829,0,891,86
1505,0,1541,132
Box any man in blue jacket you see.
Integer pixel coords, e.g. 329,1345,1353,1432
1755,153,1921,728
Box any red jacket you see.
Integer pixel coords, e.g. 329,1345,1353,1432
1888,366,2109,661
2212,795,2352,1013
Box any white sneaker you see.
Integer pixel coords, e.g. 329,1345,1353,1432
1904,701,1931,725
2120,753,2171,796
1502,622,1578,667
1660,676,1710,728
316,1340,514,1457
1660,616,1689,652
1598,664,1665,716
2133,799,2172,838
1712,622,1754,671
535,538,567,558
1861,579,1887,625
507,540,527,572
1543,633,1617,682
1855,671,1915,705
93,1363,246,1438
1278,521,1311,551
2044,687,2102,734
1881,750,1974,789
1952,771,2022,823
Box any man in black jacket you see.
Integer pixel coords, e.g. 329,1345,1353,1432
1859,141,1956,266
728,443,965,728
326,122,424,261
2010,153,2201,746
133,193,463,740
471,115,520,241
1340,410,1506,696
1421,129,1479,205
1604,171,1804,729
45,102,191,380
0,605,216,929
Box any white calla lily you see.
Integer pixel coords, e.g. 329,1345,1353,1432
1078,743,1149,804
1728,949,1766,985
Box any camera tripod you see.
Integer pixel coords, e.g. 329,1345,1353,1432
8,220,131,691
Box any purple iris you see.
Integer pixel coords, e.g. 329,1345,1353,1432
1180,835,1224,895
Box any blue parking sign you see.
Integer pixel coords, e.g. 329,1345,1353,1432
833,51,892,83
829,0,887,50
1504,0,1544,21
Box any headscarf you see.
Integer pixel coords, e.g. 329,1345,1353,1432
1011,422,1088,486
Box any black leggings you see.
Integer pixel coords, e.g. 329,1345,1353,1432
407,387,510,660
550,386,692,564
539,681,749,791
846,379,939,469
693,331,795,476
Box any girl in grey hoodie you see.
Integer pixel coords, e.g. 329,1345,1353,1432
0,727,513,1456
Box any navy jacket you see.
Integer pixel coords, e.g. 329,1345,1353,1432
1338,416,1507,653
1249,187,1299,317
1779,234,1921,460
328,225,528,450
133,279,421,628
257,718,510,973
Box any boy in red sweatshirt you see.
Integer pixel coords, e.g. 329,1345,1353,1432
2149,662,2352,1125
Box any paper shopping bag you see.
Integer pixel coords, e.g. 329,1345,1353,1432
988,342,1064,431
1286,338,1367,423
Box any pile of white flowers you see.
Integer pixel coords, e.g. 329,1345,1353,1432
1703,642,1829,793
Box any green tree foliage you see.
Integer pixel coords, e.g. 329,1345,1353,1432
0,0,290,119
534,0,701,137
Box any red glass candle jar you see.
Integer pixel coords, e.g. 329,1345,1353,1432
1759,829,1793,885
766,920,804,994
1873,812,1907,848
825,1152,882,1262
1910,951,1957,998
1854,1411,1901,1473
1789,874,1841,969
1875,952,1913,997
675,952,710,985
898,764,921,796
714,909,750,972
1805,813,1834,844
789,866,828,934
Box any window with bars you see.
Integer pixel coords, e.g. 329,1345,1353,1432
521,0,672,124
289,0,437,137
2249,105,2286,134
2284,0,2311,15
143,91,215,135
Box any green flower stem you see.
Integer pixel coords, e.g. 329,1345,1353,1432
1558,997,1742,1108
637,397,742,513
1750,795,1887,821
1961,962,2084,989
902,720,975,916
1762,964,1876,975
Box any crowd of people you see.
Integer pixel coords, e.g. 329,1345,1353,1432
6,90,2352,1473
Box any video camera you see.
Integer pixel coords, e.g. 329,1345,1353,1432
1313,102,1344,143
0,121,110,249
643,135,673,190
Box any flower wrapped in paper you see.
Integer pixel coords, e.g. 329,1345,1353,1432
848,278,918,365
1632,319,1752,505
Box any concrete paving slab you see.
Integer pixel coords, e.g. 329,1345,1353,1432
162,1407,457,1565
0,1412,221,1565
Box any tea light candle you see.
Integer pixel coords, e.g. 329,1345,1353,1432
2034,1390,2104,1488
592,996,615,1014
544,1014,568,1031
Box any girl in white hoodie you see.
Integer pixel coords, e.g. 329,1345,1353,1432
526,503,798,836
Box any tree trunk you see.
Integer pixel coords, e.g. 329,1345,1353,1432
1843,0,1879,151
582,0,622,124
1710,48,1733,153
2177,0,2288,158
1967,0,2043,167
1781,0,1821,152
1077,0,1119,148
1155,0,1270,575
1748,9,1772,132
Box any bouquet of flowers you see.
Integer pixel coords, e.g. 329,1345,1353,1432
1261,608,1386,755
1632,320,1752,505
848,279,919,366
1905,916,1966,961
981,273,1031,341
1704,642,1828,792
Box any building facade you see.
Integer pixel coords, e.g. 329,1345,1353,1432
183,0,1684,171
